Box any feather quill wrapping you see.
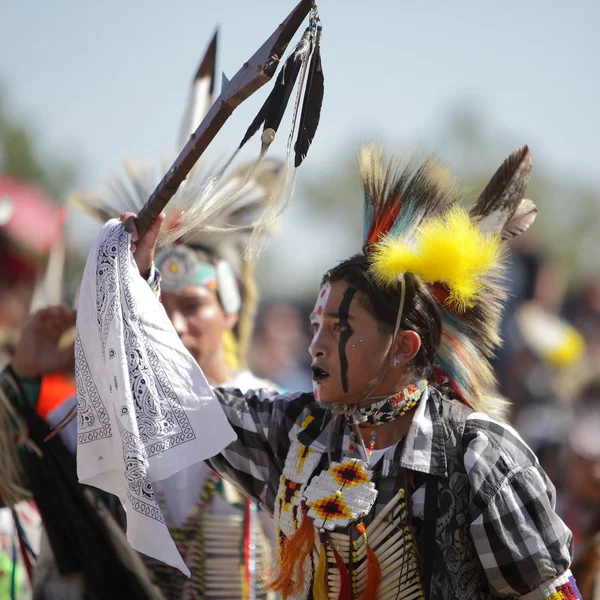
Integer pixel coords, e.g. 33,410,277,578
239,27,312,149
294,26,324,168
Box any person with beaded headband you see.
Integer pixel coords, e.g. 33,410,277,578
74,29,291,598
137,180,285,600
0,31,288,600
120,140,584,600
0,119,283,600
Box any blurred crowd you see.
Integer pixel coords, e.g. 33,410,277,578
1,178,600,598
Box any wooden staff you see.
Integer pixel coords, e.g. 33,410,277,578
134,0,314,239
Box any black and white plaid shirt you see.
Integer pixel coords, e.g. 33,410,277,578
209,385,579,599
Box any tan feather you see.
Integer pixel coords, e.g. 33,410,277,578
501,197,538,239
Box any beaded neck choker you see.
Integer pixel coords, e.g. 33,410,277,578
340,379,428,427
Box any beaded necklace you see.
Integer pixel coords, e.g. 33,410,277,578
349,379,427,426
346,380,427,462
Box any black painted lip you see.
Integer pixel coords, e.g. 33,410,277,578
311,366,329,381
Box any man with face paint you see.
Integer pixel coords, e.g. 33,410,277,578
121,144,581,600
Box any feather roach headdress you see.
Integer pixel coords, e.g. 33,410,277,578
362,144,536,416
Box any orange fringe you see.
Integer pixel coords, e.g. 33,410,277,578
362,545,382,600
268,504,314,598
357,522,381,600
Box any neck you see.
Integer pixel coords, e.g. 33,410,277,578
359,413,416,450
359,369,415,408
201,347,236,386
344,378,427,451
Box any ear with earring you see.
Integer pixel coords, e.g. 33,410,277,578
392,358,400,367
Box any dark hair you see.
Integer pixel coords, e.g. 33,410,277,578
322,254,442,378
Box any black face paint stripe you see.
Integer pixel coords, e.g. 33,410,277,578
338,286,356,394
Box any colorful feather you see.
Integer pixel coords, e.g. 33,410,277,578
312,533,329,600
361,146,457,248
370,207,502,311
268,505,314,597
355,522,381,600
359,144,538,417
330,542,352,599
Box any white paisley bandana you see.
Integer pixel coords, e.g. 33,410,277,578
75,220,236,575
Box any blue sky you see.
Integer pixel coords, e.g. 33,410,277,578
1,0,598,296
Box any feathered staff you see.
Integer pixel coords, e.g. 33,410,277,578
72,25,289,369
238,16,324,163
230,10,324,255
134,0,318,240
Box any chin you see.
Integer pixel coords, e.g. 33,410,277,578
315,388,357,407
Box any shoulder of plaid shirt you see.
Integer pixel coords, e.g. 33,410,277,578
205,381,579,599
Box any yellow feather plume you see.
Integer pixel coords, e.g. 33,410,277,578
369,207,502,311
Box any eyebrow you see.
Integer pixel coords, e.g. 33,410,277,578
178,293,208,301
309,312,355,321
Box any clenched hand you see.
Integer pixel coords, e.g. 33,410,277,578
11,306,76,379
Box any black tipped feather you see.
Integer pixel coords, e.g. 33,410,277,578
238,29,310,149
294,30,324,168
195,29,218,94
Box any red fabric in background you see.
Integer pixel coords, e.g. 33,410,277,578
37,373,76,420
0,176,59,254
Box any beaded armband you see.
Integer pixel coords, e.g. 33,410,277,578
147,265,162,301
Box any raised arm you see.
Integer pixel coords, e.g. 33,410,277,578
208,387,315,515
0,305,76,504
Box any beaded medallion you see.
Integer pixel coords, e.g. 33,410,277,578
304,458,378,531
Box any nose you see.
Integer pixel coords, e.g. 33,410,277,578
167,308,188,337
309,329,327,359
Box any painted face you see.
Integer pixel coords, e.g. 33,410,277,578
309,280,393,405
162,285,234,369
